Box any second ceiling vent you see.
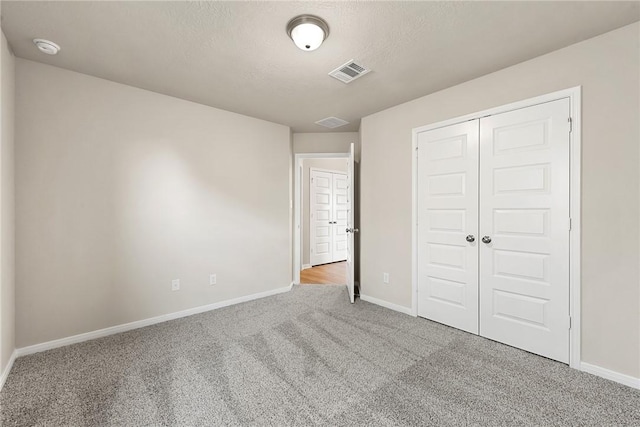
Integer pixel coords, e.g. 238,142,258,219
329,59,370,84
315,117,349,129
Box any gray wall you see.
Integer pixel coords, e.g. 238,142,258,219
15,59,291,348
301,158,348,267
360,23,639,377
0,28,15,377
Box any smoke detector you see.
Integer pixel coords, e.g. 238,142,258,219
315,117,349,129
329,59,370,84
33,39,60,55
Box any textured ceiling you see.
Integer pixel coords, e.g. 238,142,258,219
2,1,639,132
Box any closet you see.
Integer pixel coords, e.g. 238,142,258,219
416,98,571,363
310,169,348,266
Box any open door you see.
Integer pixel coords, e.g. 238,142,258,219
346,143,357,303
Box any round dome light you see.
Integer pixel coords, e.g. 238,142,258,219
286,15,329,52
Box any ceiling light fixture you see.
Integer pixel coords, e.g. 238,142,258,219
286,15,329,51
33,39,61,55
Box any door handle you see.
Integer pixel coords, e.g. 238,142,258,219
466,235,475,243
346,228,359,233
482,236,492,244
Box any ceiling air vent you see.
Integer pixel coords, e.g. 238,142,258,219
315,116,349,129
328,59,370,84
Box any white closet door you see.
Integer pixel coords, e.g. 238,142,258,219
417,120,479,334
479,99,570,363
332,173,348,262
310,170,333,266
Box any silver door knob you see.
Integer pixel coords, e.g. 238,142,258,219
346,228,359,233
482,236,492,244
466,235,475,243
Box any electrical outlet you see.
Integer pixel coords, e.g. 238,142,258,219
383,273,389,284
209,274,217,286
171,279,180,291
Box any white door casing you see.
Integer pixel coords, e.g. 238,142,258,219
293,153,351,285
412,88,580,368
417,120,480,334
415,96,572,364
310,170,333,266
479,98,570,363
346,143,355,304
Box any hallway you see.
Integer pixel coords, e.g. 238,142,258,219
300,261,347,285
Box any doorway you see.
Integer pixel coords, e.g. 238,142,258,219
294,148,357,302
296,156,348,284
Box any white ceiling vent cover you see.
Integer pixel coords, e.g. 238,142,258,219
315,116,349,129
328,59,370,84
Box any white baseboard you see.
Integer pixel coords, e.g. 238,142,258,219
16,283,294,358
0,349,17,392
580,362,640,389
10,282,638,393
360,294,413,316
357,296,639,390
301,264,311,270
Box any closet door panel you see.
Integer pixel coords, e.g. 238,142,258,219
479,98,570,363
417,120,479,334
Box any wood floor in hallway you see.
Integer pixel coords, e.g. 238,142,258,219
300,261,347,285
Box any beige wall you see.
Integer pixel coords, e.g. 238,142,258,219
0,30,15,376
301,158,348,266
15,60,291,348
293,132,357,154
360,23,640,377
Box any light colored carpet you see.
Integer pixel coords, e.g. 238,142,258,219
1,285,639,426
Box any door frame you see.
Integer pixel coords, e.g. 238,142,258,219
411,86,582,369
294,153,349,284
309,167,348,267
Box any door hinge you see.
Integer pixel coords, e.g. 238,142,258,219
569,316,572,329
568,117,572,133
568,217,572,231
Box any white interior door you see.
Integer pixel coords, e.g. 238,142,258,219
346,144,355,303
479,98,570,363
417,120,479,334
310,170,333,266
333,173,348,262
